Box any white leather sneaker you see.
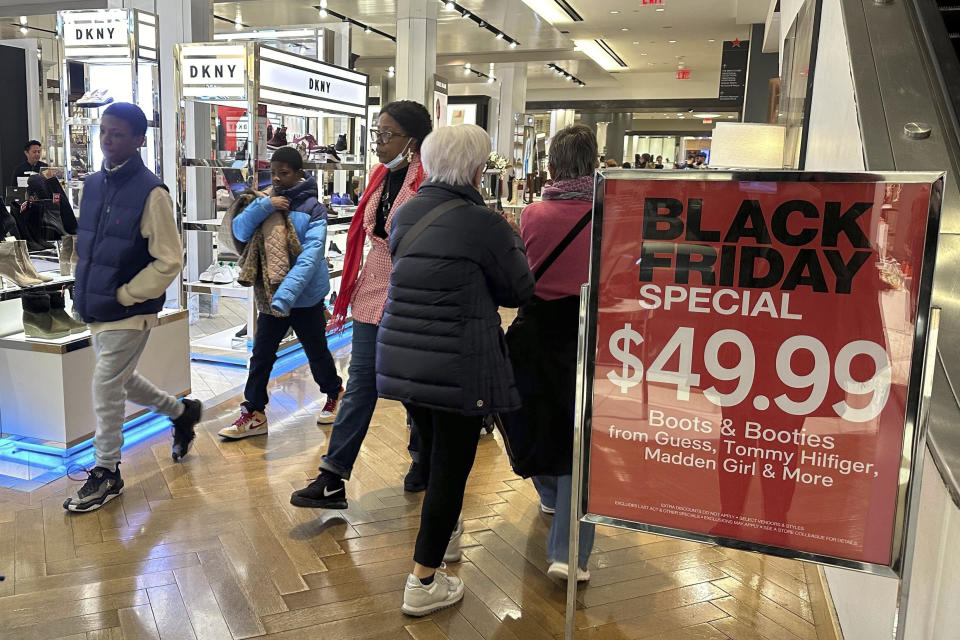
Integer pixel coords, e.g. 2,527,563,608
443,519,464,563
400,565,464,617
547,561,590,582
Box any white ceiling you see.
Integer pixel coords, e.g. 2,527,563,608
213,0,771,98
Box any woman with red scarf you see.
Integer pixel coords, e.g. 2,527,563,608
291,101,433,509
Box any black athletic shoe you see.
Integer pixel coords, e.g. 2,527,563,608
290,471,348,508
171,398,202,462
404,462,428,493
63,466,124,512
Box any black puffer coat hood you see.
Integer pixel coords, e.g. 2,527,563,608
376,181,535,415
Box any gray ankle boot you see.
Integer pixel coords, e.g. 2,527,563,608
15,240,51,282
22,292,71,339
0,242,42,288
49,290,86,334
59,235,77,276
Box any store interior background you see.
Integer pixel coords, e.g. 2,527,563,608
0,0,959,639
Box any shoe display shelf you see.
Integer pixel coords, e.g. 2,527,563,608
57,8,162,208
175,42,369,369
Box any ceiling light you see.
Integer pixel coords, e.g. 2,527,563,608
488,76,494,83
235,22,242,30
509,40,517,48
461,11,470,19
656,7,665,11
465,62,471,69
575,38,627,71
519,0,582,24
708,39,716,42
728,115,736,118
694,113,721,119
18,16,27,25
668,40,677,43
388,65,395,72
640,52,648,55
319,8,328,18
19,26,27,34
610,10,620,14
365,26,372,33
678,115,685,119
445,1,456,9
633,41,640,45
496,32,504,39
621,28,629,31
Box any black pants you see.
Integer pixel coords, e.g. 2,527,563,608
244,302,343,412
405,403,483,569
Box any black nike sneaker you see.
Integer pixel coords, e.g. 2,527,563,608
290,470,348,508
63,466,124,512
171,398,203,462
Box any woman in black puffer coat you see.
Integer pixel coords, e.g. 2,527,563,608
377,124,534,616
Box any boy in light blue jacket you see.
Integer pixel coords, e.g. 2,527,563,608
219,147,343,439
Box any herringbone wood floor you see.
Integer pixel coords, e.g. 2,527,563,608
0,362,843,639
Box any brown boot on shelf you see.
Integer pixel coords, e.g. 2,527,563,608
22,292,71,340
49,290,86,334
59,235,77,276
15,240,52,282
0,241,42,288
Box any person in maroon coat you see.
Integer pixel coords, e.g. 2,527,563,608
517,123,598,581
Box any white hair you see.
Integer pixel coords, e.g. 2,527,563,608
420,124,492,186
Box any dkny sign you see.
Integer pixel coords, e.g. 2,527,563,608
188,62,240,81
62,10,128,46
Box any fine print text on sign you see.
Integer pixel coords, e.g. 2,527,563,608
587,177,936,567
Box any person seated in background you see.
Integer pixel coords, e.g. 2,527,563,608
219,146,343,440
655,155,665,169
622,161,632,169
10,140,47,187
604,158,619,168
517,123,598,582
375,124,534,616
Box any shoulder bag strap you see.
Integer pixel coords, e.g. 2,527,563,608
533,207,592,281
395,198,467,258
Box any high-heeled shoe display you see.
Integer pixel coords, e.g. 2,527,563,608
16,240,52,282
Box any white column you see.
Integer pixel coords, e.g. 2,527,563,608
395,0,437,104
495,63,527,159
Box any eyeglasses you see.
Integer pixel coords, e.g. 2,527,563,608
370,129,409,144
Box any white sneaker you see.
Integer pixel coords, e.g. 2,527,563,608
443,519,464,563
211,264,235,285
540,501,556,515
401,565,464,617
198,262,219,282
547,561,590,582
218,408,268,439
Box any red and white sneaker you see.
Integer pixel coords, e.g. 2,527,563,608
219,407,268,439
317,387,344,425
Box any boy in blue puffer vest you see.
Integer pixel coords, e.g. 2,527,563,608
64,103,203,513
219,147,343,439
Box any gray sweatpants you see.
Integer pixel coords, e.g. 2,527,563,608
92,328,183,471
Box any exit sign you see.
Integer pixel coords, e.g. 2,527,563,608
642,0,663,4
677,69,690,80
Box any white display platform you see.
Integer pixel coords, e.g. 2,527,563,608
0,309,191,448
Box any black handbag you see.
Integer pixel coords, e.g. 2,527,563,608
494,207,592,478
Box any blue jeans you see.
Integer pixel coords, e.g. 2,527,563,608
319,321,420,478
320,321,380,479
533,475,595,570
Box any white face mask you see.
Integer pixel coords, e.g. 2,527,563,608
384,139,412,170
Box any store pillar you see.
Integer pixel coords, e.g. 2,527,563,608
155,0,213,290
495,64,527,159
395,0,438,104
